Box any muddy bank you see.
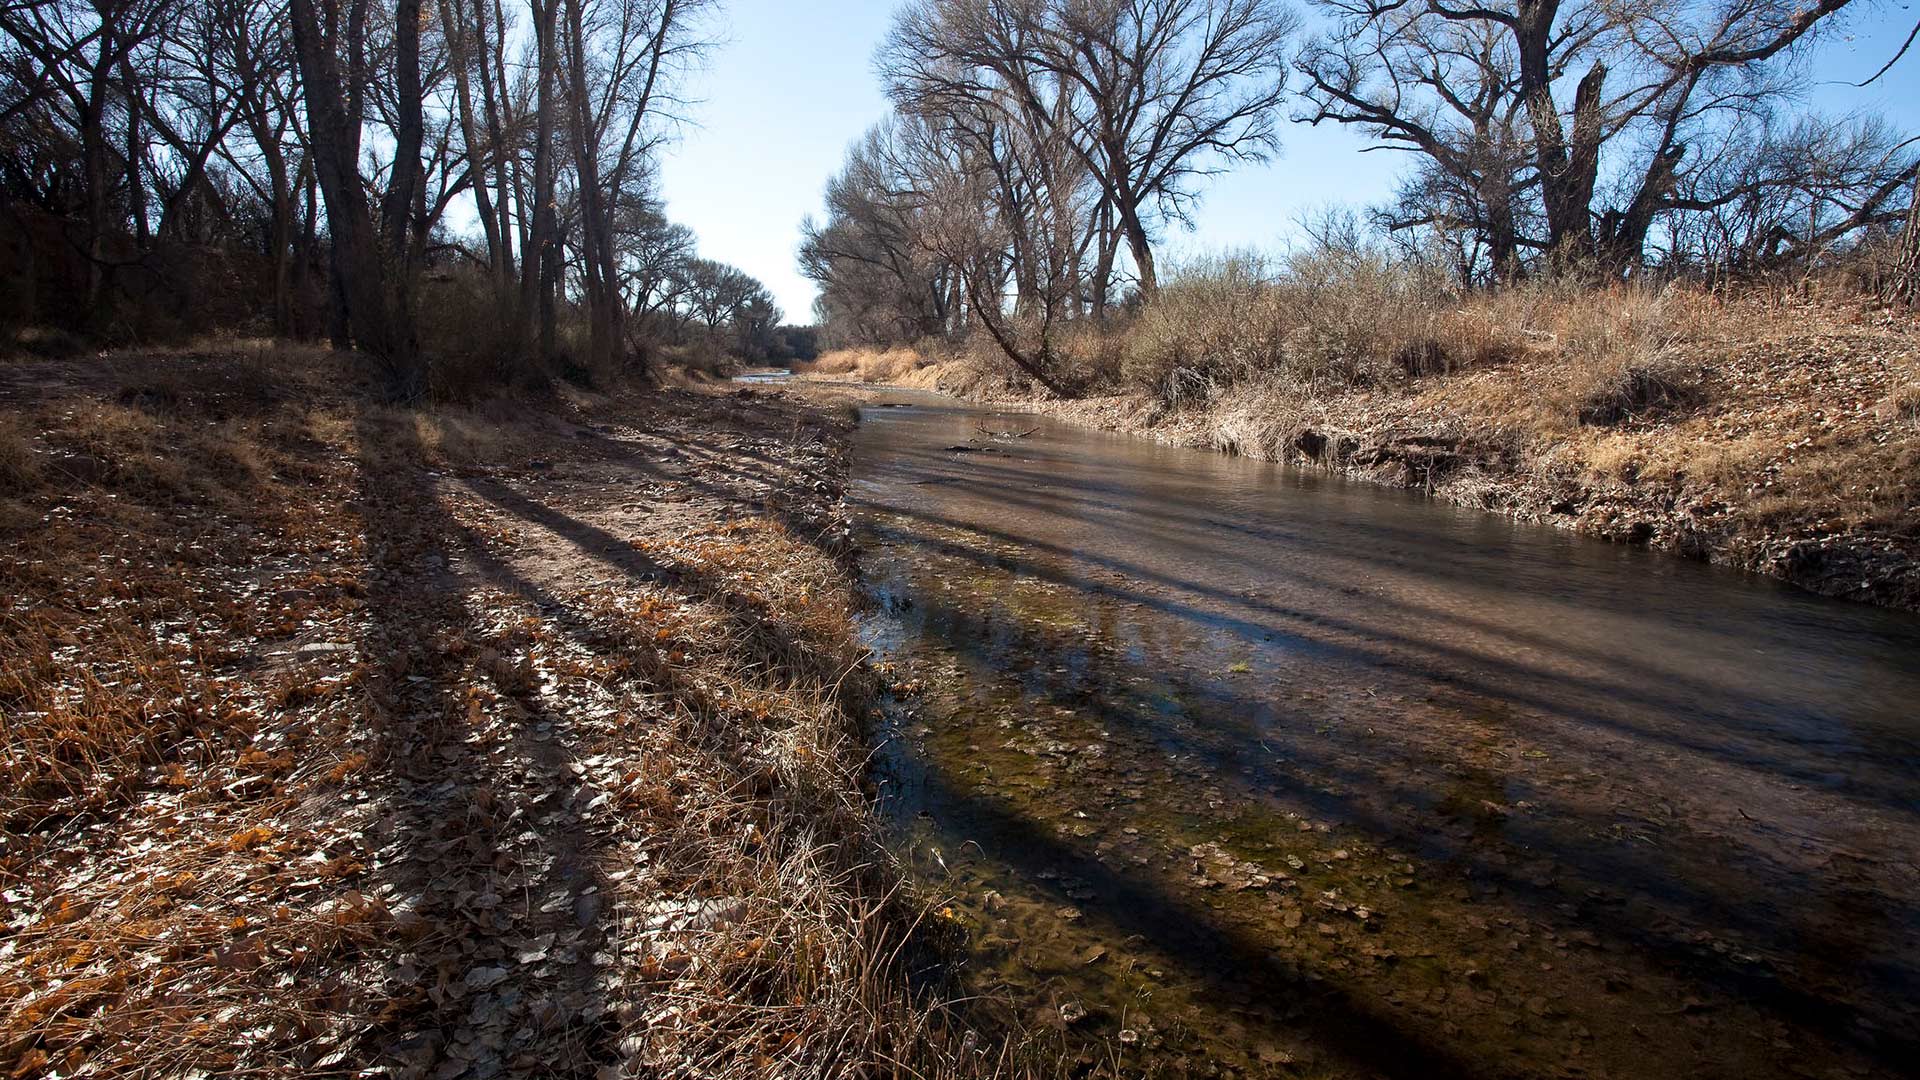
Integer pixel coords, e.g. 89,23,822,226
879,302,1920,611
0,353,973,1079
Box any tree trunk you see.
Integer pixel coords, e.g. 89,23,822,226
561,0,624,371
292,154,317,338
81,31,116,321
383,0,426,399
268,158,293,334
121,57,149,247
1090,197,1117,319
1118,197,1156,297
443,0,506,289
1886,175,1920,307
522,0,559,363
290,0,420,400
1515,0,1603,273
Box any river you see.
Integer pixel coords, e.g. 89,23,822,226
848,393,1920,1079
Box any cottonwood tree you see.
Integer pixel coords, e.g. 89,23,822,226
0,0,175,313
881,0,1297,300
558,0,711,371
890,104,1083,392
800,124,963,343
1297,0,1911,279
288,0,428,398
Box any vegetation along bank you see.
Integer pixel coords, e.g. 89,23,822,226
805,283,1920,611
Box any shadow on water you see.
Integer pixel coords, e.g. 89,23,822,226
849,398,1920,1079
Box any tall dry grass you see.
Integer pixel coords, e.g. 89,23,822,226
1113,251,1705,420
796,346,931,384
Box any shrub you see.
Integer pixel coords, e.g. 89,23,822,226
415,269,527,400
1575,357,1704,426
1120,248,1513,405
1123,254,1290,404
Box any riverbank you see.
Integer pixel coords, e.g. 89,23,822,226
0,347,974,1078
823,295,1920,610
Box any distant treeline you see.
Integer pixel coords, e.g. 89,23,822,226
0,0,807,399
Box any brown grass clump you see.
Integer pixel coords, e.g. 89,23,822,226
797,346,930,383
1881,379,1920,430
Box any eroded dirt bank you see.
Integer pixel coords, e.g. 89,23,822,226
883,299,1920,611
0,351,971,1078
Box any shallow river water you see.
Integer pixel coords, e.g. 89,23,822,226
848,394,1920,1080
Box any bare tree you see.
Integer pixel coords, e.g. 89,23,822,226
1299,0,1876,279
1039,0,1297,293
882,0,1296,298
289,0,426,398
558,0,710,371
800,125,957,344
0,0,174,314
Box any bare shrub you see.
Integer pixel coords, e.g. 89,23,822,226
1124,250,1498,403
1055,321,1128,391
1124,255,1289,404
1553,286,1678,369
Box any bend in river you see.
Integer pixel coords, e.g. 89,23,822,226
849,394,1920,1080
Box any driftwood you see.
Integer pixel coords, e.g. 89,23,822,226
973,423,1038,439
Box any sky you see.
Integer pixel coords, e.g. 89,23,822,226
655,0,1920,325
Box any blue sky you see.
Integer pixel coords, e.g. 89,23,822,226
656,0,1920,324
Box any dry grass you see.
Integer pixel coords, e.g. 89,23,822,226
0,342,1010,1079
1882,379,1920,431
796,346,931,384
0,414,38,493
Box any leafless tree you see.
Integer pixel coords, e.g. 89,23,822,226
288,0,427,398
1298,0,1892,280
800,124,957,344
558,0,711,370
0,0,175,313
882,0,1296,299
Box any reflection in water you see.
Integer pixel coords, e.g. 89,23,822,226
851,396,1920,1079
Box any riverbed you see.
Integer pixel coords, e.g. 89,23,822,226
849,393,1920,1079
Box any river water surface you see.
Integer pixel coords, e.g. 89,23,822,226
848,394,1920,1079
